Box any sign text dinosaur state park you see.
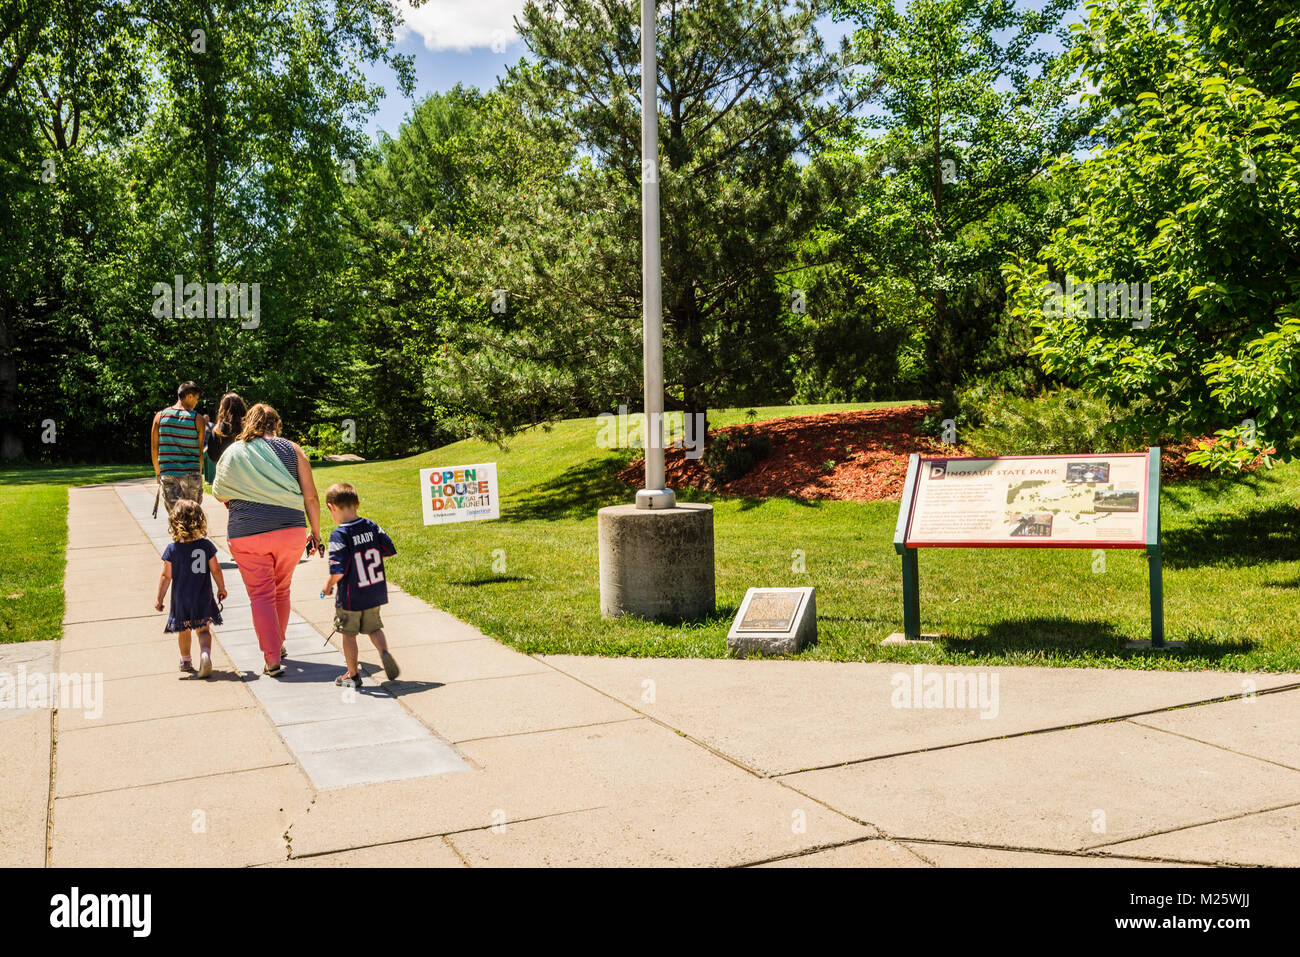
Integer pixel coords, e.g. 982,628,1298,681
903,453,1151,548
420,463,500,525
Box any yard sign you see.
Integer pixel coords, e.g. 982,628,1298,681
420,463,500,525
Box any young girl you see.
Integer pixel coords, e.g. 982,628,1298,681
155,499,227,678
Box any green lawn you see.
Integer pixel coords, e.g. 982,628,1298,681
306,401,1300,672
7,401,1299,671
0,464,152,643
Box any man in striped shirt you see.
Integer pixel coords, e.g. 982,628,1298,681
151,381,209,513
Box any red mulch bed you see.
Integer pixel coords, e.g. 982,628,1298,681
615,405,1254,503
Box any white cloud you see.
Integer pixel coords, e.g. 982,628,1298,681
394,0,529,53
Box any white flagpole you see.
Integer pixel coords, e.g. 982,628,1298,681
638,0,674,509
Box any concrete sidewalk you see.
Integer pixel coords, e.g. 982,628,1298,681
8,480,1300,867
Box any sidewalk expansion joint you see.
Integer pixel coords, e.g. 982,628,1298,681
1080,798,1300,855
1124,716,1300,773
893,836,1239,868
412,668,558,687
286,805,607,862
45,707,58,868
56,761,297,801
772,682,1300,777
737,835,934,869
55,704,256,733
65,542,152,552
452,716,644,745
62,613,162,626
442,834,471,867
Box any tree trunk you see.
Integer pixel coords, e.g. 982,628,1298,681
0,307,24,461
196,3,222,386
927,291,960,417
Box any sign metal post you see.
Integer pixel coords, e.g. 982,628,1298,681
1146,446,1164,647
894,453,922,641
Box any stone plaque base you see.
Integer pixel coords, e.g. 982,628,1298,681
727,587,815,657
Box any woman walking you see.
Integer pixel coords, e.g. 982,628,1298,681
212,403,323,676
203,392,246,485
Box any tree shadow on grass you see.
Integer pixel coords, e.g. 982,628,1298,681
501,458,632,522
937,616,1253,663
1161,471,1271,511
1162,503,1300,569
446,575,532,587
501,457,833,522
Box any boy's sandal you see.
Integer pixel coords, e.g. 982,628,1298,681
263,662,285,678
380,651,400,682
334,672,362,688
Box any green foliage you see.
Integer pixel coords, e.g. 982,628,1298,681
787,264,929,403
296,423,353,460
419,0,870,442
0,0,413,463
1006,0,1300,471
702,425,773,486
828,0,1097,410
962,387,1148,456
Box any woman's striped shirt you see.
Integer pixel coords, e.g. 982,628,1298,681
158,407,202,476
226,437,306,540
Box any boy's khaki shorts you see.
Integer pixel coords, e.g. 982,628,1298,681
334,606,383,635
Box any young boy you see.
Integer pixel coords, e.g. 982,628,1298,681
321,482,400,687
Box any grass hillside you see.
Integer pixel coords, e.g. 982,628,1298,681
309,402,1300,672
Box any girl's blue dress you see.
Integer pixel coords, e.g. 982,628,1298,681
162,538,224,632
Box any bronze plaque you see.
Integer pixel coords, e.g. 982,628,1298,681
737,591,801,633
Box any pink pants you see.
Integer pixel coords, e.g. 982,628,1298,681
228,526,307,666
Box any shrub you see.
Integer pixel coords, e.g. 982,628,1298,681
961,388,1130,456
295,423,354,459
703,425,772,486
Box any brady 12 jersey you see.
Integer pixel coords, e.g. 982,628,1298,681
329,517,396,610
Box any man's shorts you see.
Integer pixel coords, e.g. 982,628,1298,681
334,606,384,635
160,472,203,512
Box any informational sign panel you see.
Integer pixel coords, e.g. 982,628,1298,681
420,463,500,525
904,453,1150,549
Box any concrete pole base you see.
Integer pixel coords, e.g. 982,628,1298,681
598,503,715,621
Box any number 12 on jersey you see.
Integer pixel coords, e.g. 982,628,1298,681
353,548,385,586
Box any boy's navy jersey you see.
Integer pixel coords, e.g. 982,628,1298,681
329,517,396,610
